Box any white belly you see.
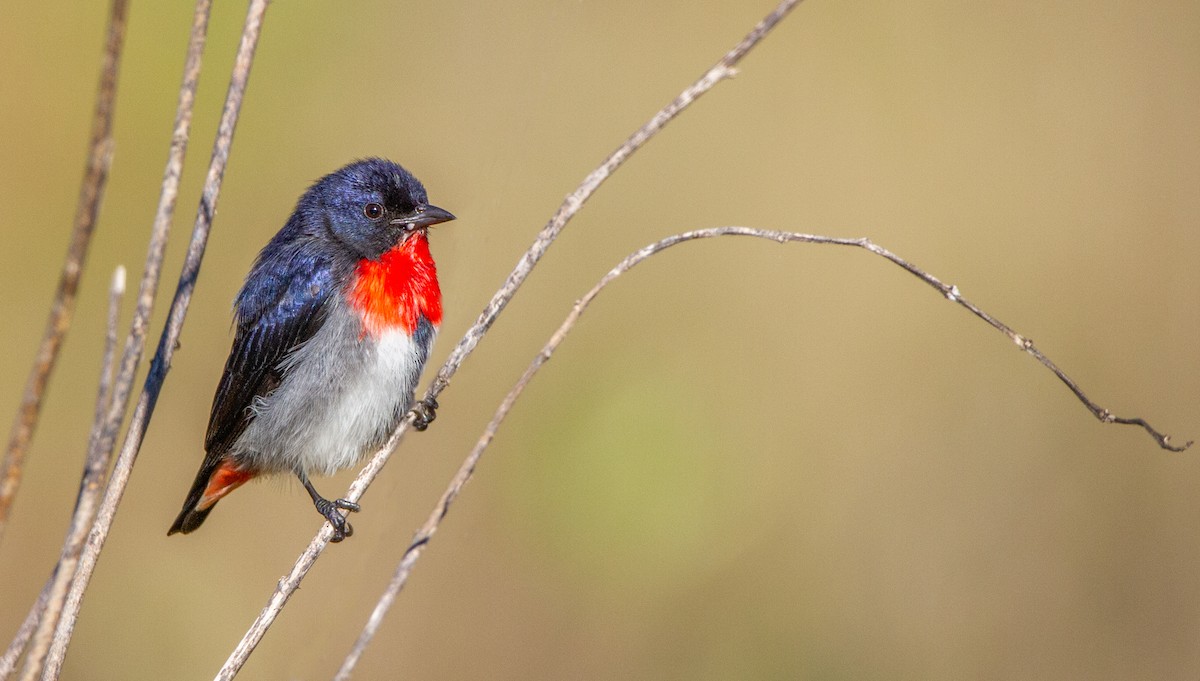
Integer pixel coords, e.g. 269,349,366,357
231,301,435,476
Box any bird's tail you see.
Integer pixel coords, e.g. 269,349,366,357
168,456,255,535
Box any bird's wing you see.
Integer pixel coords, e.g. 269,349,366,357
204,248,338,455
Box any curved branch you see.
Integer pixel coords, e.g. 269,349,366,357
217,1,807,678
0,0,130,545
335,226,1190,676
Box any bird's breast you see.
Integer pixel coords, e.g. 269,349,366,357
349,233,442,337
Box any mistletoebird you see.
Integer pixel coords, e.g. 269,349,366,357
169,158,454,541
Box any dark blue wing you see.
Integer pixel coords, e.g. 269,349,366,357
204,243,338,455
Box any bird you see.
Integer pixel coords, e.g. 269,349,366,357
168,158,454,542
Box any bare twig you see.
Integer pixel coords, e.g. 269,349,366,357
4,0,211,673
18,268,125,681
3,266,126,680
335,225,1189,676
5,0,212,673
426,0,803,398
0,0,130,544
39,0,268,677
93,268,126,430
217,1,805,677
87,0,214,485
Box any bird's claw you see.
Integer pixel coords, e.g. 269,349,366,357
410,396,439,432
315,497,359,542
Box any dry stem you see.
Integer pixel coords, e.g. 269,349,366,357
17,268,125,681
4,0,210,661
87,0,214,493
38,0,267,677
0,0,130,544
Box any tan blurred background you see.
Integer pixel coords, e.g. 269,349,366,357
1,1,1198,678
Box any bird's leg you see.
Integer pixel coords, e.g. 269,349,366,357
297,471,360,542
409,396,439,432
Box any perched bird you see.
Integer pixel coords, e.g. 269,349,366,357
169,158,454,541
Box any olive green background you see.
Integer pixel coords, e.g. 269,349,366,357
1,1,1198,679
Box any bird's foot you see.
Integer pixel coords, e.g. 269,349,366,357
313,496,361,542
298,472,361,542
410,396,439,432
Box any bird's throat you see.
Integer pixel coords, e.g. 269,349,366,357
350,233,442,336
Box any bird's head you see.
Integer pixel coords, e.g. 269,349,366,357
303,157,454,260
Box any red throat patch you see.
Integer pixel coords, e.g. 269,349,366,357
349,233,442,337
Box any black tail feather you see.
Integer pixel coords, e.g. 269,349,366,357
168,505,214,535
167,455,224,535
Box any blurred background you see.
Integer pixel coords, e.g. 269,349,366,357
1,0,1198,678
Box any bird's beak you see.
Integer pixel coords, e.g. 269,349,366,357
392,204,456,230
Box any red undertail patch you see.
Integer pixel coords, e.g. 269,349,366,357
349,233,442,337
198,459,255,511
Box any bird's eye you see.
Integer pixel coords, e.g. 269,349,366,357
363,202,384,220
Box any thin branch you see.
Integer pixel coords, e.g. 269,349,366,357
87,0,213,517
851,245,1190,452
2,266,126,680
18,268,125,681
94,268,126,430
426,0,802,397
217,0,806,677
336,225,1190,676
39,0,268,677
0,0,130,545
6,0,211,673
